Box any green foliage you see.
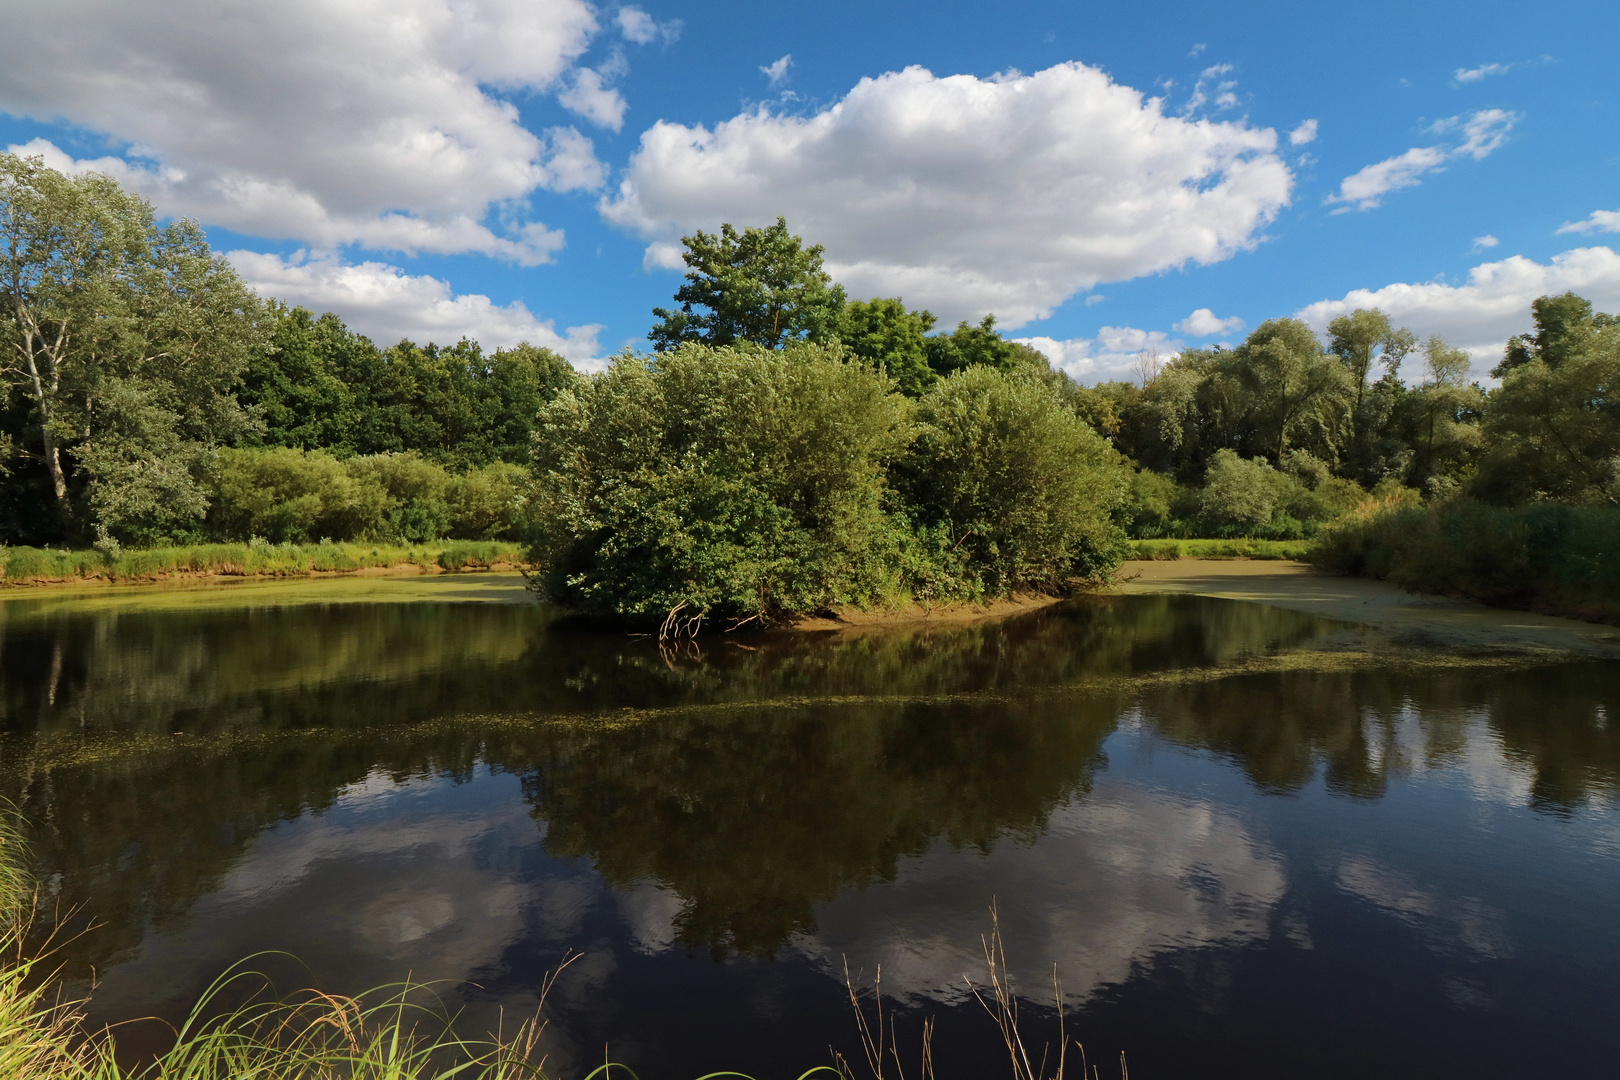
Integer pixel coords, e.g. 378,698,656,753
835,297,938,396
246,306,575,468
209,446,388,543
0,152,265,544
1199,449,1292,529
1496,291,1618,376
530,343,909,625
922,314,1022,378
207,448,526,544
0,539,522,583
648,217,846,351
895,367,1130,590
1311,499,1620,622
1475,314,1618,506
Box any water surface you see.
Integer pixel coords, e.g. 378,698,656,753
2,577,1616,1077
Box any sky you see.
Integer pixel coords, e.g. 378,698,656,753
2,0,1616,383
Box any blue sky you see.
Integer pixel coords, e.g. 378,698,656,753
3,0,1616,381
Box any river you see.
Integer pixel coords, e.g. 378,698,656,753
1,575,1616,1077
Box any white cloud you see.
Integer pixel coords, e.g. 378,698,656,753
1326,109,1516,211
760,54,794,87
1017,326,1184,384
1454,62,1510,84
615,6,681,45
229,251,605,363
1288,118,1319,146
1188,43,1207,57
1559,208,1620,235
558,68,629,131
1182,63,1239,115
1295,246,1620,370
0,0,607,257
1472,234,1500,250
1175,307,1246,336
604,62,1292,327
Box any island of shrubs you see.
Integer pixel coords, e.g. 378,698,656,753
3,156,1617,623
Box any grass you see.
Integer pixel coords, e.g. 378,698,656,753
1128,538,1312,561
0,540,526,586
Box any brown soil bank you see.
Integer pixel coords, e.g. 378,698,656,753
787,592,1062,632
1109,559,1620,659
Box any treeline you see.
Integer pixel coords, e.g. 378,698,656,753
0,153,570,548
4,157,1616,621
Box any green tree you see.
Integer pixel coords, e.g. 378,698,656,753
1496,292,1618,377
895,367,1129,590
1225,319,1354,465
648,218,846,351
0,152,263,543
922,314,1022,377
528,343,908,627
835,297,937,396
1477,306,1618,505
1405,336,1482,496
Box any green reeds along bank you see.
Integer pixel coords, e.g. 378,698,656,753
1309,499,1620,624
1130,538,1313,561
0,540,526,585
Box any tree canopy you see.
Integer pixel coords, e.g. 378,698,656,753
648,218,846,351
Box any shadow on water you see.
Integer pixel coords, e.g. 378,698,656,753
0,589,1616,1077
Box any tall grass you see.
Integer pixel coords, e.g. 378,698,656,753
1310,498,1620,623
1128,538,1311,561
0,540,526,585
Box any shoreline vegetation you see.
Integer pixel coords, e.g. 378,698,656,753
3,157,1618,634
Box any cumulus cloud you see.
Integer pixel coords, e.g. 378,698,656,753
1017,327,1185,384
1288,118,1319,146
760,55,794,87
615,5,681,45
0,0,607,257
1559,208,1620,235
1175,307,1246,336
603,62,1292,327
558,68,629,131
1473,234,1500,250
229,251,605,363
1295,245,1620,368
1326,109,1517,212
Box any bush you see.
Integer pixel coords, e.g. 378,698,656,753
345,452,452,543
445,462,528,540
895,366,1130,590
208,447,388,543
1311,498,1620,622
528,343,912,626
1198,449,1288,530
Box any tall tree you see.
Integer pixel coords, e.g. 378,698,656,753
835,297,937,396
1495,292,1618,376
1227,319,1353,464
648,217,846,351
0,152,262,542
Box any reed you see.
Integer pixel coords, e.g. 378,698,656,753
1129,538,1311,561
0,541,526,585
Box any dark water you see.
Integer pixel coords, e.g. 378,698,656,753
2,580,1618,1078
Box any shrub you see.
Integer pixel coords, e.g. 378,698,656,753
1311,498,1620,622
445,462,528,540
1197,450,1292,530
895,366,1130,590
345,452,452,543
209,447,388,543
528,343,911,626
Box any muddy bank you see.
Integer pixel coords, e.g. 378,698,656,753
787,592,1062,632
1108,559,1620,658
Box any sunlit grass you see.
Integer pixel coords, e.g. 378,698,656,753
1128,538,1312,561
0,540,526,585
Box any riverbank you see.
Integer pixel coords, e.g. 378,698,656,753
0,540,525,587
1109,559,1620,658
